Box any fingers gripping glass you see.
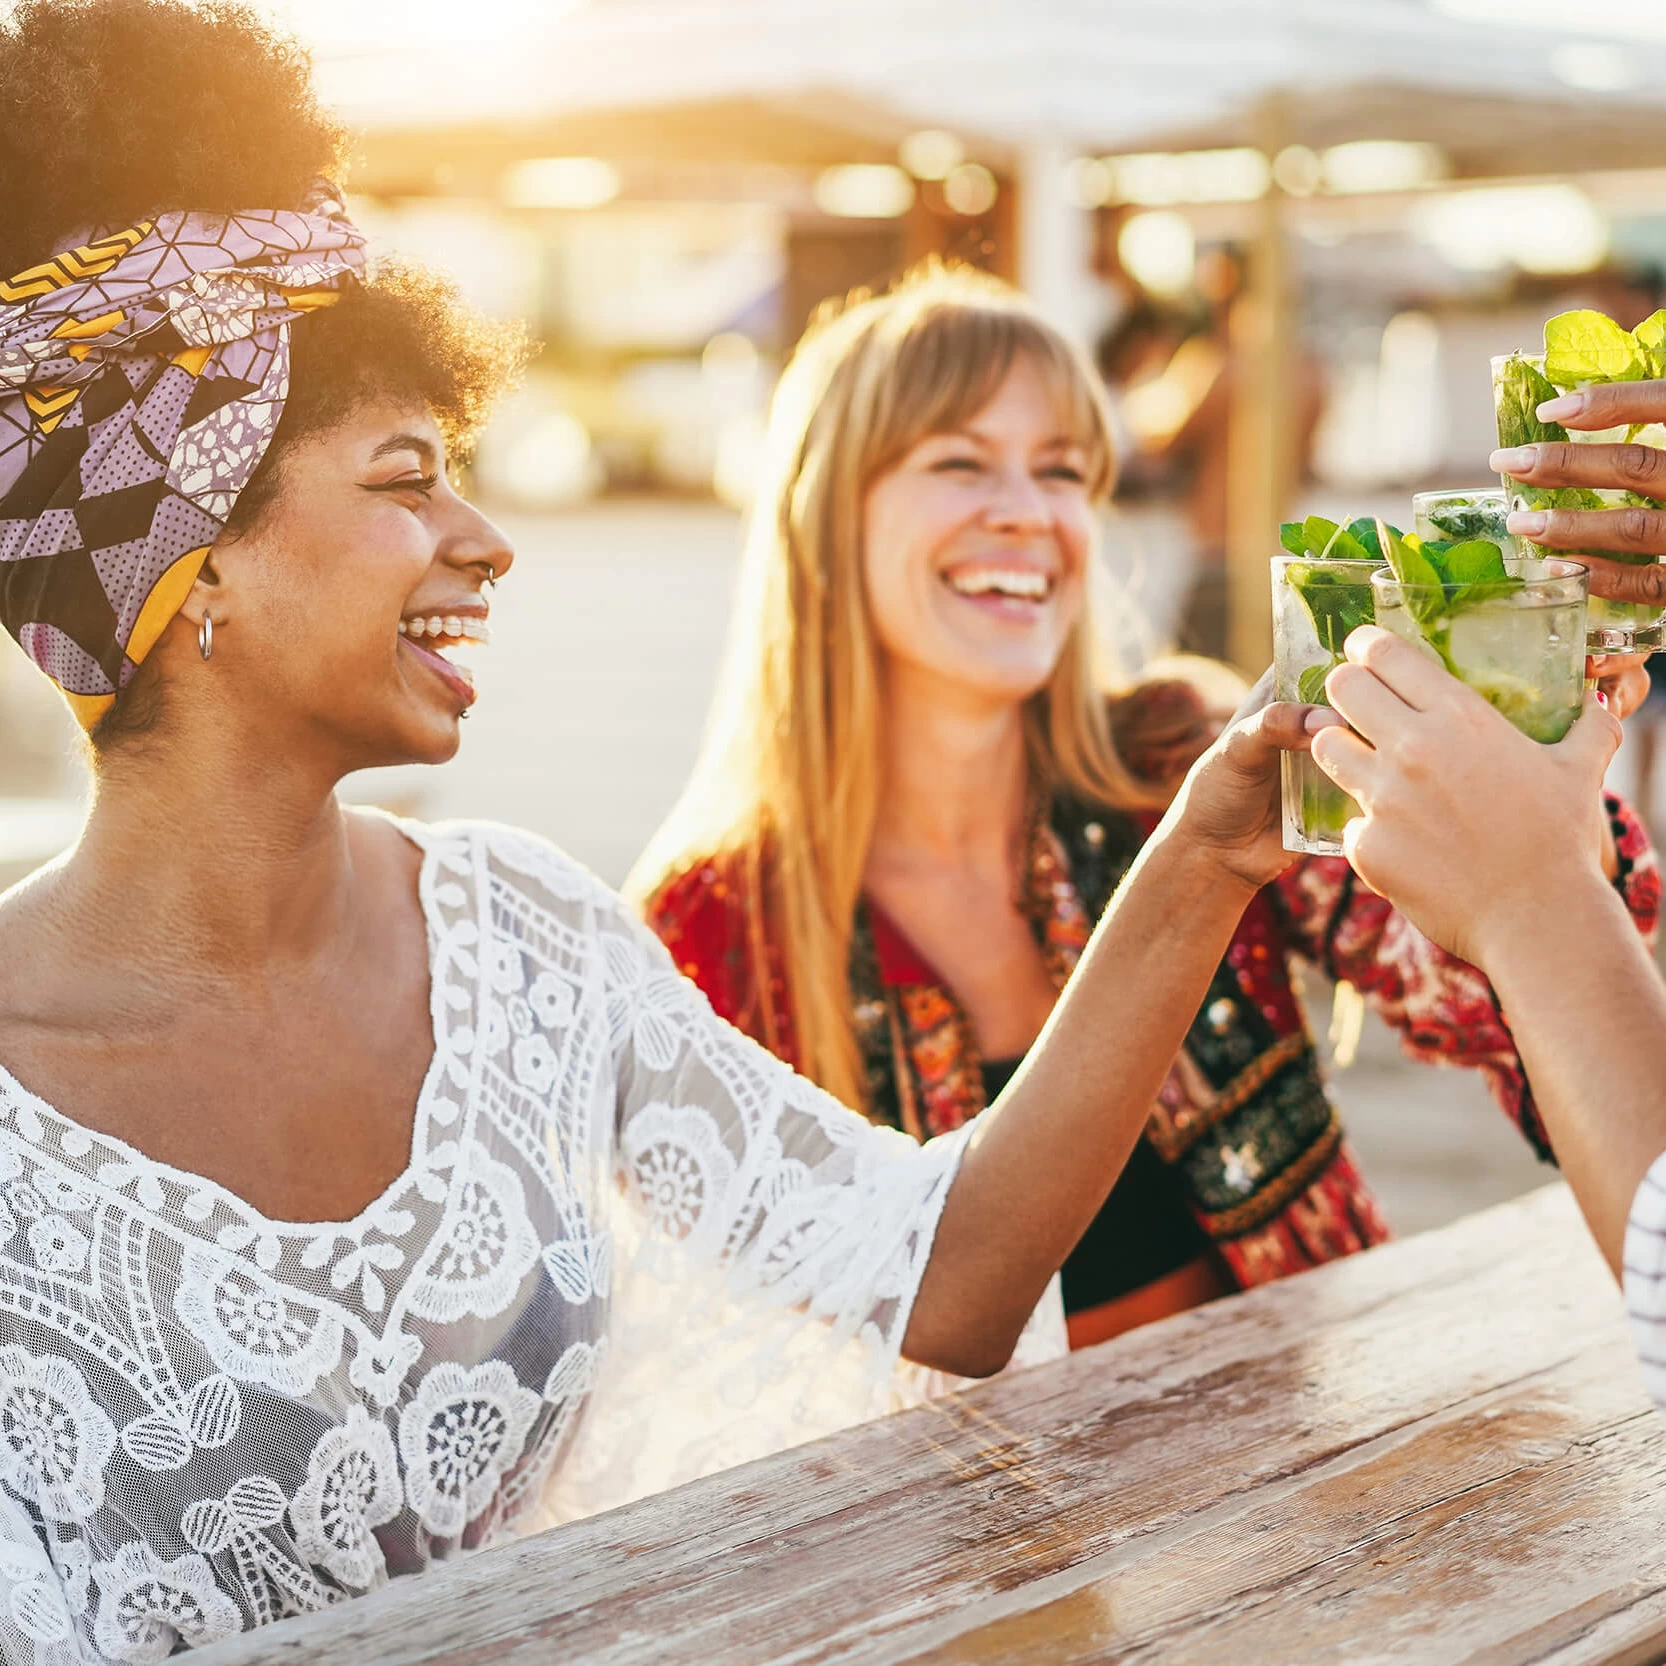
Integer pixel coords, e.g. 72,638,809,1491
1272,554,1379,855
1492,348,1666,653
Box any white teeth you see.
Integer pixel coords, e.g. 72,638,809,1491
399,615,491,643
945,568,1051,601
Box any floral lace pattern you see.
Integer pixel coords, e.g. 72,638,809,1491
0,818,1008,1662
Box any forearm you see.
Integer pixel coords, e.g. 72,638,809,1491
1477,878,1666,1275
902,821,1255,1374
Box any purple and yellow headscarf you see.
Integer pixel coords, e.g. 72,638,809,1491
0,189,365,728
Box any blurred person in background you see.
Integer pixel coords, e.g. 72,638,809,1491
630,265,1658,1352
1624,655,1666,840
0,5,1438,1655
1098,249,1323,660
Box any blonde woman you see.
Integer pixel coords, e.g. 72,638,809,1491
632,266,1660,1349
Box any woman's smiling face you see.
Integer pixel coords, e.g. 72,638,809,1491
203,400,514,771
861,357,1096,710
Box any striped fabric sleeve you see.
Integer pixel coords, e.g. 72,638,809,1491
1623,1148,1666,1418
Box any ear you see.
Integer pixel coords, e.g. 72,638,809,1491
172,545,230,632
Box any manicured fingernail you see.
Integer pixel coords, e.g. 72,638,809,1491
1507,510,1547,536
1304,707,1342,733
1596,689,1611,708
1537,393,1584,421
1491,446,1536,473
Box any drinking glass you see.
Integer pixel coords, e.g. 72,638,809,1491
1371,557,1588,744
1272,554,1379,855
1411,488,1520,564
1492,352,1666,652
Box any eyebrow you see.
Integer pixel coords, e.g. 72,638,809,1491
368,432,438,466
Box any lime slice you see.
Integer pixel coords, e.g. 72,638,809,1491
1462,669,1541,723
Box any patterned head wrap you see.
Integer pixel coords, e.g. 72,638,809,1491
0,190,365,728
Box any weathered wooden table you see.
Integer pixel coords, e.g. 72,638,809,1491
207,1184,1666,1666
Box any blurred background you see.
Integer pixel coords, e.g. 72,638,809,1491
10,0,1666,1230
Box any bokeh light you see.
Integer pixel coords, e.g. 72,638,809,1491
813,165,916,218
503,158,622,210
1412,184,1608,272
1118,211,1196,295
899,130,966,181
942,163,999,217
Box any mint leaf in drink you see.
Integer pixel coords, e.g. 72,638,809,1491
1441,538,1523,611
1300,515,1339,552
1496,355,1568,451
1515,482,1604,513
1298,661,1334,705
1543,309,1652,384
1441,539,1509,587
1636,310,1666,379
1426,500,1508,544
1281,515,1371,561
1345,517,1388,560
1285,562,1376,657
1323,524,1372,561
1280,516,1338,557
1377,519,1448,629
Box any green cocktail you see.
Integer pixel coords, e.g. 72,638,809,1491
1273,518,1382,854
1493,308,1666,650
1372,522,1587,745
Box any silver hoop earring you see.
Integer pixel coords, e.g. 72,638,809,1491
198,614,213,662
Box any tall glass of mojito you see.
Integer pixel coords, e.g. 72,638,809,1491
1272,552,1379,855
1493,308,1666,650
1412,488,1519,564
1371,545,1587,745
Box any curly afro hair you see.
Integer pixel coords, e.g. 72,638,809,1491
2,0,531,746
0,0,346,277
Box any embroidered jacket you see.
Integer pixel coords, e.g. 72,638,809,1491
645,797,1660,1295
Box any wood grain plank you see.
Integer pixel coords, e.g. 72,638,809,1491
918,1345,1666,1665
203,1185,1666,1666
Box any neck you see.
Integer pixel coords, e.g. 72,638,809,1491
868,662,1032,878
57,726,362,978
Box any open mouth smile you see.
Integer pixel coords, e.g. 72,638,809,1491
397,610,490,708
941,565,1056,614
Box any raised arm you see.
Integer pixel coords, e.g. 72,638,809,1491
905,695,1314,1375
1274,805,1658,1159
1312,628,1666,1277
609,696,1317,1380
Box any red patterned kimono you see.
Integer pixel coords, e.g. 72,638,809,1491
645,792,1659,1315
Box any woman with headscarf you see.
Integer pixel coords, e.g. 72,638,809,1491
1,3,1336,1658
631,267,1659,1349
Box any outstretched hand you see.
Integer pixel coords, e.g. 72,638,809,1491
1309,627,1621,965
1164,670,1314,894
1492,378,1666,609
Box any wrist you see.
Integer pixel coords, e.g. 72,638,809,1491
1145,810,1266,911
1469,868,1631,979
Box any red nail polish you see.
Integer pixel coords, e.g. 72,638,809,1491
1596,690,1611,708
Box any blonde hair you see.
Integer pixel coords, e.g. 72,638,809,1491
628,264,1154,1109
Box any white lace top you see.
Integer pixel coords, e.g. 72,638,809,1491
0,819,1064,1663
